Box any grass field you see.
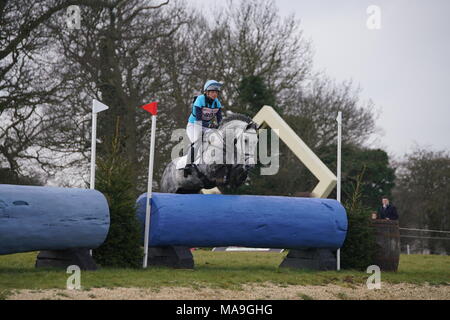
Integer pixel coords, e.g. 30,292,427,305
0,251,448,298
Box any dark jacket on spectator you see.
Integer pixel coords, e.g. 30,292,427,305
377,204,399,220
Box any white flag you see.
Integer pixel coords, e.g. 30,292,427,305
93,99,109,113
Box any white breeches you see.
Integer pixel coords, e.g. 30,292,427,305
186,122,211,143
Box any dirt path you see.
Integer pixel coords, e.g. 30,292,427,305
6,283,450,300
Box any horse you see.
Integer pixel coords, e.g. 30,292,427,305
160,114,259,194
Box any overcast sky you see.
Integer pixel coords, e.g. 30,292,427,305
190,0,450,159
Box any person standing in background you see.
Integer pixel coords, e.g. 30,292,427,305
377,196,399,220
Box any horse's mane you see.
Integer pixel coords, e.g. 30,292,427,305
220,113,258,130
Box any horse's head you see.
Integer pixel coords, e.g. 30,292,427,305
200,114,258,188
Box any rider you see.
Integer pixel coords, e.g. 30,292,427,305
184,80,223,174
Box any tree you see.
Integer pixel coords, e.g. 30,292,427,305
0,0,113,182
393,149,450,254
0,168,43,186
237,75,277,116
289,75,378,148
206,0,313,112
93,119,143,268
39,0,315,191
42,0,188,189
318,144,396,209
2,0,381,198
340,169,376,270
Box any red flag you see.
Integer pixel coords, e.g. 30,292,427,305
141,101,158,115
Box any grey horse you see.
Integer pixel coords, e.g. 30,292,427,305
160,114,259,194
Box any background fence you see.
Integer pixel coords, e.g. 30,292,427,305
399,228,450,255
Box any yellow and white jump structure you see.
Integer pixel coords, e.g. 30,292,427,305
202,105,337,198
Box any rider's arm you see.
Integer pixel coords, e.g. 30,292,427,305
194,106,203,121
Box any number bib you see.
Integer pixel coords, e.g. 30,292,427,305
201,107,219,121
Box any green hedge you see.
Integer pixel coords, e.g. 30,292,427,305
340,169,376,270
93,131,143,268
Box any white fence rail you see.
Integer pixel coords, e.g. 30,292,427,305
399,227,450,255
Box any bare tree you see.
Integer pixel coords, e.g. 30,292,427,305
394,148,450,254
0,0,114,182
205,0,313,111
1,0,381,196
290,75,378,149
42,0,188,189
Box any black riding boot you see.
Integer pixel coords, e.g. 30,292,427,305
183,143,196,177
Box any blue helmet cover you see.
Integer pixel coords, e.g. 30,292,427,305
204,80,222,92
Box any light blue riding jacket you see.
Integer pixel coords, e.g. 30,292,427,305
188,95,222,126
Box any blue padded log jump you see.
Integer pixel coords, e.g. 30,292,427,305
136,193,347,249
0,184,110,255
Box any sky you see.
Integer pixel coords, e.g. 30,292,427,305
189,0,450,159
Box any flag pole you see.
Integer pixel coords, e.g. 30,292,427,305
90,111,98,190
336,111,342,271
142,102,158,268
89,99,109,256
90,99,109,189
